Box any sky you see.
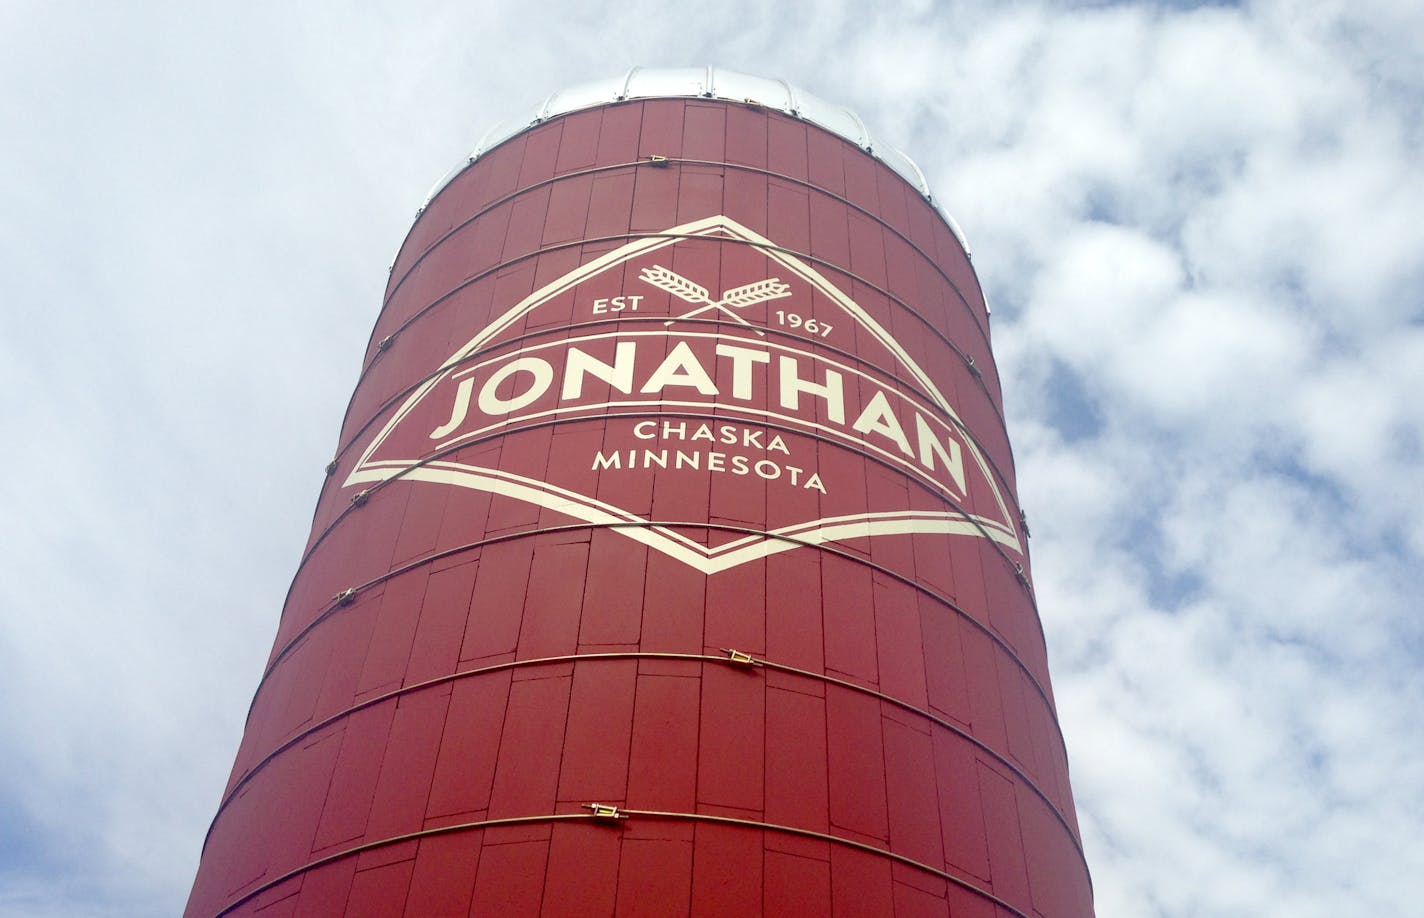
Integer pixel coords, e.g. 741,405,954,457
1,1,1420,915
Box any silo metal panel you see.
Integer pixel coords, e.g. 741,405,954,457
627,672,700,811
697,661,766,809
691,823,763,916
725,102,771,168
468,839,548,915
979,764,1034,903
404,833,481,916
615,834,695,917
425,670,509,818
766,851,832,915
559,659,637,801
543,822,622,917
830,845,896,917
293,859,359,916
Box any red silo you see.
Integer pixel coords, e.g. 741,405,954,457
187,67,1094,917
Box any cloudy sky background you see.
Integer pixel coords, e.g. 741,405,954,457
2,1,1420,915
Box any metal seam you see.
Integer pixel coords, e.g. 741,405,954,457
628,810,1045,917
261,514,1055,734
372,156,993,407
212,808,1046,918
301,380,1036,637
258,514,1053,734
210,649,1082,871
283,430,1046,734
214,649,1084,874
751,658,1087,869
372,224,1000,422
211,652,721,850
212,812,592,917
384,151,987,350
351,227,1005,467
306,403,1031,616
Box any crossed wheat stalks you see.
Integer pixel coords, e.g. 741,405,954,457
639,265,791,335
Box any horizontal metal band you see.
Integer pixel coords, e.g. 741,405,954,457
213,648,1087,881
384,152,989,356
212,805,1056,918
370,221,999,430
308,362,1028,628
256,514,1056,750
311,402,1033,611
212,812,591,918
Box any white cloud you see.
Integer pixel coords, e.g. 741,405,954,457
0,1,1420,915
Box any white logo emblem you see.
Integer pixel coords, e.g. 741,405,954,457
641,265,790,334
345,215,1020,574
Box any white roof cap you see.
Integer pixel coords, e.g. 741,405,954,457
423,66,970,255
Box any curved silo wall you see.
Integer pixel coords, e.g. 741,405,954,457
186,78,1094,918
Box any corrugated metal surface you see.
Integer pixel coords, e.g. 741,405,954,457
187,87,1092,917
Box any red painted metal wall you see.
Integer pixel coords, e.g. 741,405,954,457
187,96,1093,917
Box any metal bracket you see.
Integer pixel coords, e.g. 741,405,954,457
582,803,625,822
647,154,668,166
721,648,761,667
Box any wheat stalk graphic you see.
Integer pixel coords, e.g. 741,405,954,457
638,265,790,335
719,279,792,309
639,266,710,305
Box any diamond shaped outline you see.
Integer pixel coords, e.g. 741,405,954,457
346,215,1020,574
